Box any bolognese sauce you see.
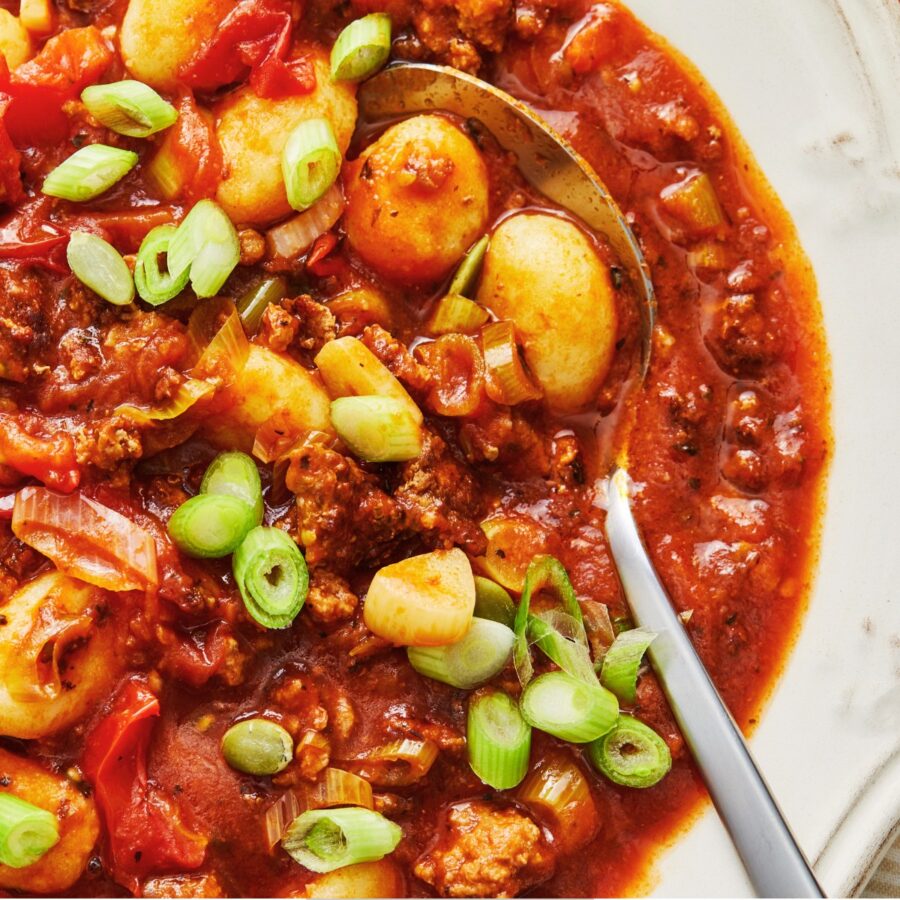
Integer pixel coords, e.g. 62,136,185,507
0,0,829,896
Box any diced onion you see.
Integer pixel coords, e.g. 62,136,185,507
19,0,54,34
282,807,402,874
167,199,240,298
134,224,190,306
467,689,531,790
348,739,438,788
267,184,345,259
188,298,250,384
265,791,303,850
0,794,59,869
12,486,158,592
587,714,672,788
517,751,599,852
659,171,725,235
526,611,596,687
81,80,178,138
42,144,138,202
330,395,422,463
481,321,542,406
115,377,213,424
448,234,489,298
66,231,134,306
282,118,341,212
419,334,486,418
330,13,392,82
232,526,309,629
306,768,374,812
519,671,618,744
477,517,549,593
408,617,515,690
599,627,656,704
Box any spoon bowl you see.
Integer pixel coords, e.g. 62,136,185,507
356,61,656,379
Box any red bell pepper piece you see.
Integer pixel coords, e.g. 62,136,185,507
181,0,315,99
82,680,207,893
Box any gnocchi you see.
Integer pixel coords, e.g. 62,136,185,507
0,572,125,740
343,115,490,285
0,10,33,69
119,0,233,90
214,46,357,226
0,749,99,894
476,212,618,412
207,343,334,452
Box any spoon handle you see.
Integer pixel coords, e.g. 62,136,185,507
605,469,824,898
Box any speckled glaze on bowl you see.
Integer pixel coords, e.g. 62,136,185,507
616,1,900,895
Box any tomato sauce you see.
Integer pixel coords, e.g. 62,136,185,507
0,0,829,896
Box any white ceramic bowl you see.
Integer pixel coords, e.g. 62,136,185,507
615,1,900,895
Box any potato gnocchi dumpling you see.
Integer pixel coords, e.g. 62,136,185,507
343,115,490,285
214,47,357,226
476,212,618,412
119,0,233,90
0,749,99,894
207,343,334,452
0,572,125,740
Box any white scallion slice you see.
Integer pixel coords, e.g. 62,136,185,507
0,794,59,869
81,80,178,138
330,13,392,83
167,199,240,298
467,688,531,791
330,395,422,463
66,231,134,306
42,144,138,202
408,617,515,690
282,117,341,212
519,671,619,744
282,807,402,874
588,714,672,788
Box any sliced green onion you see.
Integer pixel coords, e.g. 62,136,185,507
237,276,287,333
588,714,672,788
330,395,422,463
221,718,294,776
167,493,257,559
81,80,178,138
232,526,308,629
519,671,618,743
448,234,489,297
467,689,531,790
282,807,402,874
134,224,189,306
282,118,341,212
599,628,656,705
0,794,59,869
527,611,597,686
330,13,392,83
427,293,490,336
66,231,134,306
167,199,240,298
408,617,514,690
42,143,138,202
513,555,587,686
201,451,263,527
473,576,515,628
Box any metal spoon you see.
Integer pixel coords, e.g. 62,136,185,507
356,61,655,379
359,61,824,898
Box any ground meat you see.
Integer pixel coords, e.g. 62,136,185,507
392,429,488,556
306,569,359,625
258,304,299,353
704,292,782,377
142,873,225,897
284,295,337,354
361,324,433,396
286,443,409,571
414,801,555,897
